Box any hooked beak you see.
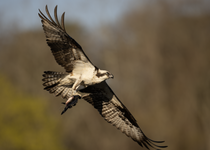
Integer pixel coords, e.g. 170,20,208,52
109,74,114,79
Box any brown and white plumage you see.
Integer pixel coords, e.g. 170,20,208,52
39,5,91,72
80,82,167,150
39,5,167,150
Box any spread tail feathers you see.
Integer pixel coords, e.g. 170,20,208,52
42,71,74,99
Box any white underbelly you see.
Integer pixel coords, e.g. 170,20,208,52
71,61,95,87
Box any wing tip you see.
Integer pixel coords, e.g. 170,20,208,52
38,5,66,31
141,136,168,150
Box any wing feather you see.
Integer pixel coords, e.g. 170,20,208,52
61,13,66,32
38,5,92,72
80,81,167,150
54,6,61,28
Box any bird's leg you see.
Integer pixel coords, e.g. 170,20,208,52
72,77,82,92
64,77,82,105
61,78,82,114
71,77,83,97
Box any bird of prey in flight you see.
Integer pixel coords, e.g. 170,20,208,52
38,5,167,150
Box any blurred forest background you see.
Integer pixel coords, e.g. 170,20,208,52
0,0,210,150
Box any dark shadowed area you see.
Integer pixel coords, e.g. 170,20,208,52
0,0,210,150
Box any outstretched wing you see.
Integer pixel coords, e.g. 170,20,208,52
38,5,92,72
80,81,167,150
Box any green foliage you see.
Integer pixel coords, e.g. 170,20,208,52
0,75,67,150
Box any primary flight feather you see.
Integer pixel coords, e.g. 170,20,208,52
39,5,167,150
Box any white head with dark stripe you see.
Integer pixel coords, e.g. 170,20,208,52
94,67,114,83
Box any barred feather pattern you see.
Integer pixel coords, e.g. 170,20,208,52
81,82,167,150
42,71,75,100
39,5,167,149
38,5,92,72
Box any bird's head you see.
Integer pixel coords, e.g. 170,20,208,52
95,69,114,83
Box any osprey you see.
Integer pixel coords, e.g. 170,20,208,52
39,5,167,150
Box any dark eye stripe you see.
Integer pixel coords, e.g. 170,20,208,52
96,72,106,78
94,66,99,71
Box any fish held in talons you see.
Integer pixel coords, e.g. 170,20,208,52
61,95,81,115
